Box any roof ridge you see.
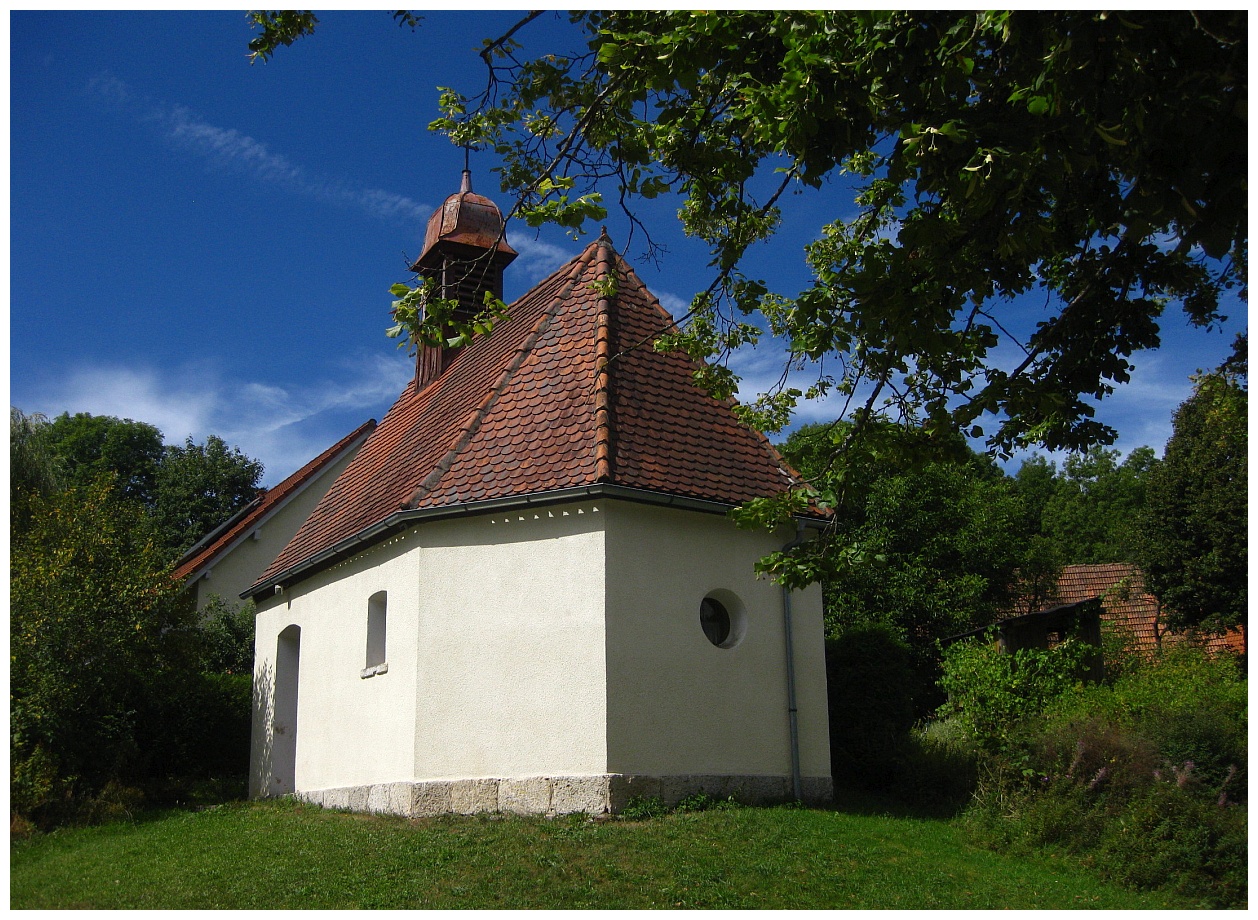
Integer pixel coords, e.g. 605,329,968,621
609,254,802,494
592,237,616,482
401,245,602,509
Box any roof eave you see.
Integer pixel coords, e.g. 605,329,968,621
243,483,827,601
175,420,377,582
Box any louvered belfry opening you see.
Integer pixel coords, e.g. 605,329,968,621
410,170,518,389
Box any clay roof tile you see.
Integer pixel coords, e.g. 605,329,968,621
253,236,808,593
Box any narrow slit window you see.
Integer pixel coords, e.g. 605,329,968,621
364,591,387,676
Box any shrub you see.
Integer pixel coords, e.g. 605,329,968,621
1041,644,1247,802
135,670,253,796
937,633,1097,758
892,718,979,809
197,597,257,676
1095,784,1246,908
10,480,198,825
958,643,1247,907
825,625,918,790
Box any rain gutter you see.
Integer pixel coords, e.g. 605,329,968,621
244,484,827,601
780,519,808,802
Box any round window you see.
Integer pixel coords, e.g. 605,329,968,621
700,591,747,649
700,597,731,647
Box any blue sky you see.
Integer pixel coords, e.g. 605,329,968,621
10,11,1247,485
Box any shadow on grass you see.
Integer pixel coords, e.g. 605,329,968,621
823,784,972,822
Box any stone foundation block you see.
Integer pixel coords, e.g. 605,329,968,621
347,785,370,813
801,775,834,806
318,787,350,811
387,782,415,816
411,781,453,817
551,775,611,815
291,772,825,819
608,773,662,812
659,774,703,806
745,774,790,805
366,784,392,814
499,777,552,815
451,779,500,815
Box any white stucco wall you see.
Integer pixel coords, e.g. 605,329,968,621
602,501,830,781
192,445,362,611
252,502,609,798
251,497,829,804
252,531,422,797
409,506,608,779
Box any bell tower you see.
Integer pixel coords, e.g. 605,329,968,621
410,170,518,389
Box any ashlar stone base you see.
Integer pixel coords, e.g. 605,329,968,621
291,773,833,818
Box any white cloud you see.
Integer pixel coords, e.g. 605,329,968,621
508,233,574,284
16,353,413,485
655,291,691,320
88,72,431,225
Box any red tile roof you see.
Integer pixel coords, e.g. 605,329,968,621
173,418,377,582
251,235,806,594
1027,563,1244,657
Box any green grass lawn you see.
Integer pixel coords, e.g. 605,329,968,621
11,797,1190,909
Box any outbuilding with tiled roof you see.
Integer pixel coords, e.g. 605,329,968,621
1050,563,1244,658
247,174,832,818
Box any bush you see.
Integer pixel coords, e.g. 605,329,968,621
1096,784,1246,908
10,480,199,824
10,483,257,827
1041,644,1247,801
892,718,979,809
197,597,256,676
957,643,1247,908
937,633,1097,758
136,670,253,796
825,625,917,790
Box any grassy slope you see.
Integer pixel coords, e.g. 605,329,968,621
11,799,1188,910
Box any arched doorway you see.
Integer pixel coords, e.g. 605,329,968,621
271,624,301,795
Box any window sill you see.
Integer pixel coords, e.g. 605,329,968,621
360,662,389,679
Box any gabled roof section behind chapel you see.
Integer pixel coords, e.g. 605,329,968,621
174,418,377,584
251,235,804,595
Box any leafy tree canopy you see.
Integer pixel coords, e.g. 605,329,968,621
10,409,61,534
11,479,198,813
11,409,264,561
250,11,1245,584
153,436,265,559
9,415,264,822
779,421,1027,715
427,10,1245,464
41,412,165,506
1139,336,1247,634
1025,445,1158,566
828,461,1025,641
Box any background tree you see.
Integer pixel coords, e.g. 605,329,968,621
10,408,60,534
1030,446,1157,566
780,423,1026,716
434,12,1244,446
42,412,164,506
1139,338,1247,635
9,411,262,825
153,435,265,559
1009,454,1057,540
10,480,197,820
19,411,265,561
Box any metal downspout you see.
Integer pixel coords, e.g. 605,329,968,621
781,520,807,802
